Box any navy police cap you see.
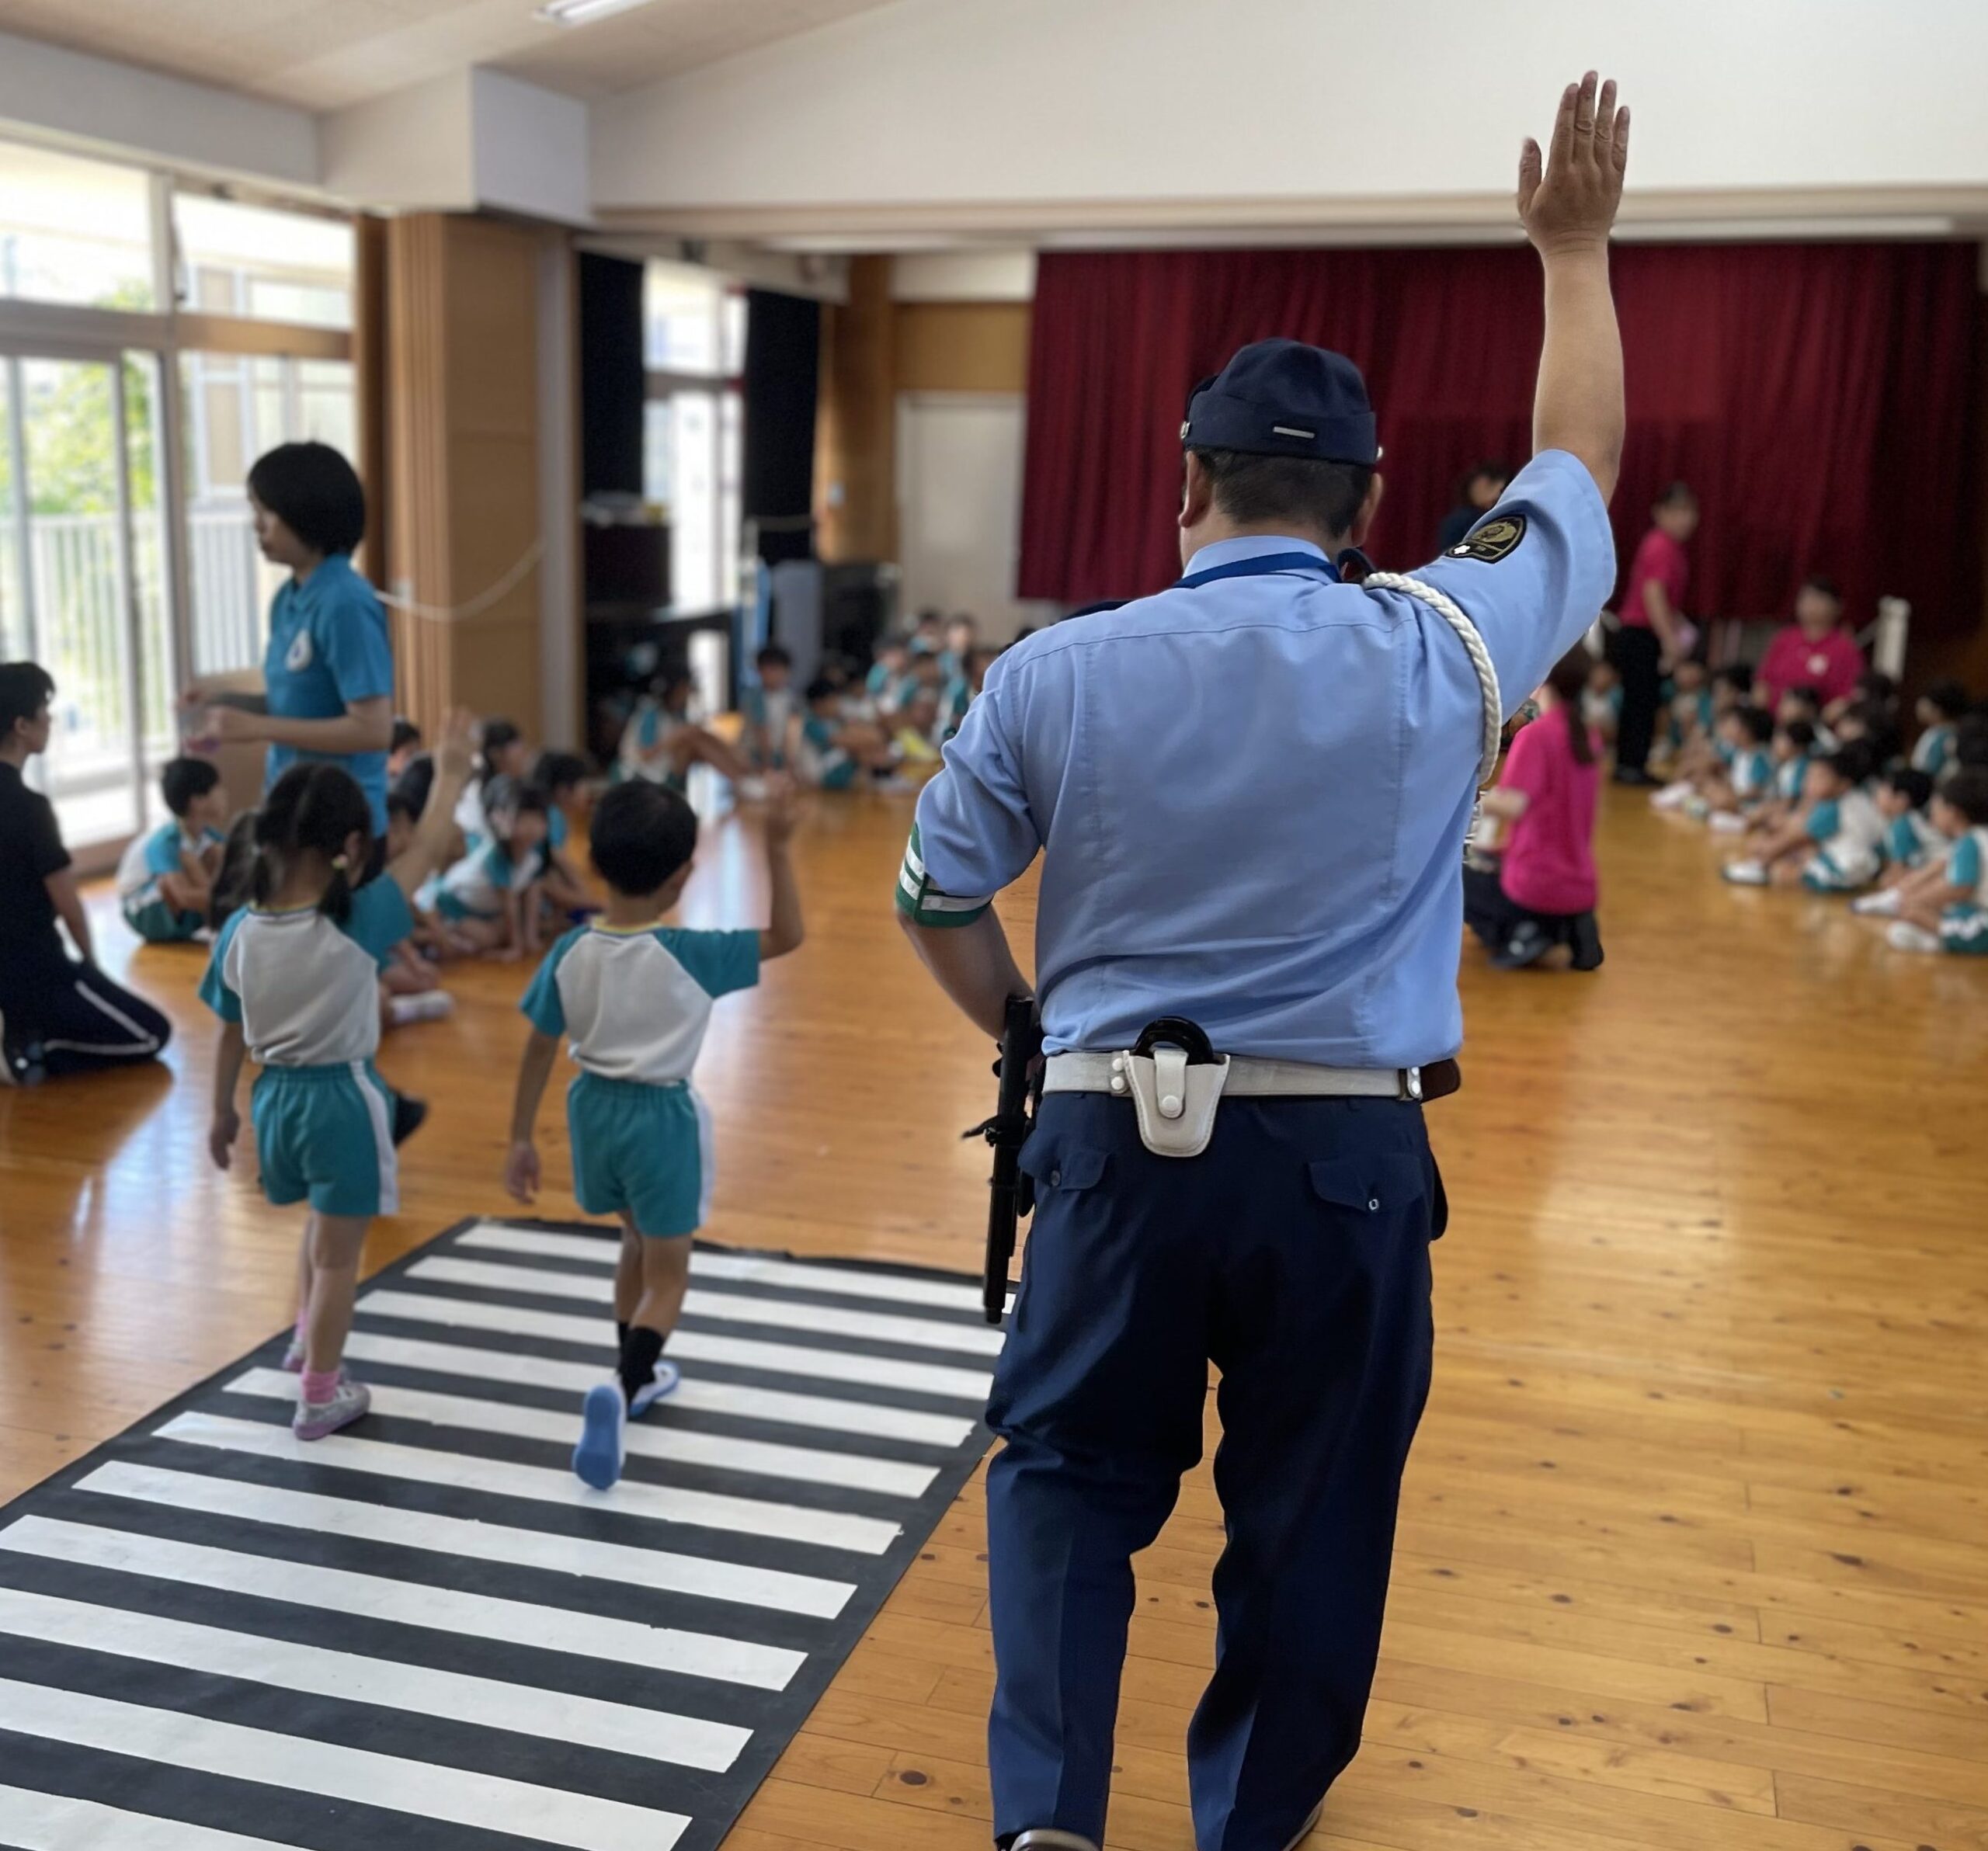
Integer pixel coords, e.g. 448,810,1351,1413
1180,338,1379,466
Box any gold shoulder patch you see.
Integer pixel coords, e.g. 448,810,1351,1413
1449,514,1527,564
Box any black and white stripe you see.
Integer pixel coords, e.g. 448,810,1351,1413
0,1218,1001,1851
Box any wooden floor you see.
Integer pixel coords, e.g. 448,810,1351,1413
4,783,1986,1851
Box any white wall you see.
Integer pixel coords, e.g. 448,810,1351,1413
318,73,477,211
0,27,316,190
892,250,1035,302
471,70,591,228
593,0,1988,234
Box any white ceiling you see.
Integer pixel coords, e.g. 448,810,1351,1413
0,0,898,109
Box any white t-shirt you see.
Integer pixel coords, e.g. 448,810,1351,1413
521,923,759,1084
1805,787,1887,886
201,880,413,1066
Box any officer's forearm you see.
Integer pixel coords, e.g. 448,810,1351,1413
899,909,1030,1040
1533,245,1623,501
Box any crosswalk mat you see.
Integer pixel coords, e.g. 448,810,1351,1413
0,1217,1003,1851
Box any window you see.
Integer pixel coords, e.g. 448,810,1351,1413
182,352,358,675
0,133,359,852
641,262,746,611
172,194,354,330
0,141,155,310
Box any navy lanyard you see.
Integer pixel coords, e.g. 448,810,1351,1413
1175,549,1343,590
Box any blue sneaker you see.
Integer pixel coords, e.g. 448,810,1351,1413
629,1358,682,1419
573,1382,626,1490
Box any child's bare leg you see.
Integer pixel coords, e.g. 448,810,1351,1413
1897,894,1949,932
683,727,756,787
614,1216,643,1328
448,915,509,957
294,1225,314,1335
156,869,209,915
616,1231,693,1406
301,1212,371,1380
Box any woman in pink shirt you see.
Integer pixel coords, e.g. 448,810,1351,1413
1612,481,1698,783
1465,646,1605,970
1754,575,1865,714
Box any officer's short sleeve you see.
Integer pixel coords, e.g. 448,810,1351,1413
1409,449,1618,719
200,915,245,1023
319,577,395,705
520,929,582,1036
898,672,1038,927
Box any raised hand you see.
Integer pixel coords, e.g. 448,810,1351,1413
1518,71,1628,257
435,707,477,784
762,773,801,846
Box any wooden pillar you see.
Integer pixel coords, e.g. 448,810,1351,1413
350,214,391,592
815,253,897,564
385,213,544,744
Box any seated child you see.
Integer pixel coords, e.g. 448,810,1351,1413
1831,668,1898,731
505,775,805,1488
1688,704,1776,818
865,638,912,710
1884,767,1988,954
530,750,596,918
791,677,898,788
1660,657,1712,759
1831,699,1902,767
1869,766,1943,891
1653,663,1752,803
387,717,423,783
618,665,756,792
427,775,551,960
739,644,798,769
940,613,978,680
1774,684,1837,753
908,609,944,657
454,717,531,846
1910,680,1970,779
118,757,229,943
1580,657,1621,745
1723,744,1883,890
1726,717,1817,839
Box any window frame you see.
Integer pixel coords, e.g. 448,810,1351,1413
642,271,746,613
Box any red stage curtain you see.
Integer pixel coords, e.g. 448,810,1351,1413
1017,243,1977,640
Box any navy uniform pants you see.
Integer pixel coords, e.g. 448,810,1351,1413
985,1092,1441,1851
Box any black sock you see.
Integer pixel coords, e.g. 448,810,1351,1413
618,1325,665,1407
616,1320,630,1352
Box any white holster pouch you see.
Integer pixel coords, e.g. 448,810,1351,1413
1117,1044,1230,1159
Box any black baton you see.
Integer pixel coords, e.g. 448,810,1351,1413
964,994,1042,1325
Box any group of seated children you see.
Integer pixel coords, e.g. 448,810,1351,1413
617,609,1004,800
1648,665,1987,957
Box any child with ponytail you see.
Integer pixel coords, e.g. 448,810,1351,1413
202,710,475,1439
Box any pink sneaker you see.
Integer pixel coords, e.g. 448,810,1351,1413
294,1377,370,1441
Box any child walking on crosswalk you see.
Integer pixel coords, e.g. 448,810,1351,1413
504,775,805,1489
203,711,477,1439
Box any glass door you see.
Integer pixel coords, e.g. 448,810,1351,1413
2,348,172,850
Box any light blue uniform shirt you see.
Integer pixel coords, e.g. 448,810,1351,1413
899,449,1614,1067
263,552,395,832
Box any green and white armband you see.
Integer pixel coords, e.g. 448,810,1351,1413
895,824,992,927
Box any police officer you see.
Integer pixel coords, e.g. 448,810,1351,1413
897,74,1630,1851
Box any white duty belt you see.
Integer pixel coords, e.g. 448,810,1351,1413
1043,1022,1443,1161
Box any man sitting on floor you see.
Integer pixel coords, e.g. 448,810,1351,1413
0,661,172,1085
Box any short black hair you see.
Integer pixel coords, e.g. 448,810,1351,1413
1190,447,1374,538
161,755,221,818
1780,685,1823,712
1656,481,1698,510
482,774,546,820
805,676,839,704
386,790,417,827
1778,719,1817,752
391,717,422,755
1938,765,1988,825
1955,714,1988,768
532,750,588,797
1799,572,1842,603
589,779,698,895
1825,741,1877,787
1731,704,1775,745
1885,766,1934,809
1858,669,1898,709
1467,460,1511,490
1712,664,1754,694
755,643,793,672
1921,679,1972,722
247,441,366,557
0,661,54,740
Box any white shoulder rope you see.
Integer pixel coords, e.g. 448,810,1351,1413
1363,571,1505,788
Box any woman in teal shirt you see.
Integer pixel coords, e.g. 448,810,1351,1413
185,443,395,830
